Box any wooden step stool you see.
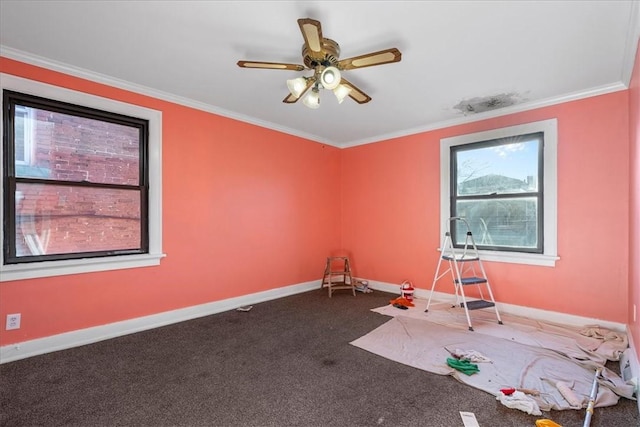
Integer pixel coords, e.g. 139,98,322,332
321,257,356,297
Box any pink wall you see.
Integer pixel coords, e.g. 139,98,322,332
0,58,343,346
342,91,630,323
629,39,640,361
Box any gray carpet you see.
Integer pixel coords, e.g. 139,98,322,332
0,289,637,427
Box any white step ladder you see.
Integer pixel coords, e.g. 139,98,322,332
425,217,503,331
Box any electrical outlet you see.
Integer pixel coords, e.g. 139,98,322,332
6,313,21,330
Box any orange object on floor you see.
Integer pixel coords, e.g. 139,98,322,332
536,420,562,427
389,296,415,307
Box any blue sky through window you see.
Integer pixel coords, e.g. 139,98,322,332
457,136,539,185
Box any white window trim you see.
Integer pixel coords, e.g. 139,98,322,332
440,119,559,267
0,74,165,281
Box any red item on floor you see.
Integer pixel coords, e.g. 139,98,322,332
389,296,415,308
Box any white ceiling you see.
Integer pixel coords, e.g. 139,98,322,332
1,1,639,147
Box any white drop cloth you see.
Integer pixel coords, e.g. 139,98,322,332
371,299,628,364
351,301,635,412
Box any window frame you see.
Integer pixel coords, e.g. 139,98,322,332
440,119,559,267
4,90,150,263
1,74,164,281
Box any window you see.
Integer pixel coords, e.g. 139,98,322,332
1,74,164,281
440,119,558,266
451,132,543,253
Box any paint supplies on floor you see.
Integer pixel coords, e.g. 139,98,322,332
446,358,479,375
496,389,542,416
355,280,372,293
444,347,492,363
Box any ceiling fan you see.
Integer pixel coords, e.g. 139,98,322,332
237,18,402,109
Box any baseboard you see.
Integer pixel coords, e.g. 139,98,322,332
364,279,627,332
0,280,320,364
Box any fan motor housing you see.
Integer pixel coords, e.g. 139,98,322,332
302,38,340,69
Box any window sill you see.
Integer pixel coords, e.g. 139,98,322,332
439,248,559,267
0,253,166,282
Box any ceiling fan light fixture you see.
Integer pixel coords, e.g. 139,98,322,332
238,18,401,108
320,66,341,90
286,76,309,98
333,84,352,104
303,87,321,109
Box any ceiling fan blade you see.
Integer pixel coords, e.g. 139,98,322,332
283,93,300,104
237,60,305,71
338,48,402,70
340,78,372,104
297,18,324,60
283,77,316,103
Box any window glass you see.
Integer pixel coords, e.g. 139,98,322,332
14,106,140,184
15,183,141,257
455,137,539,196
454,198,539,249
